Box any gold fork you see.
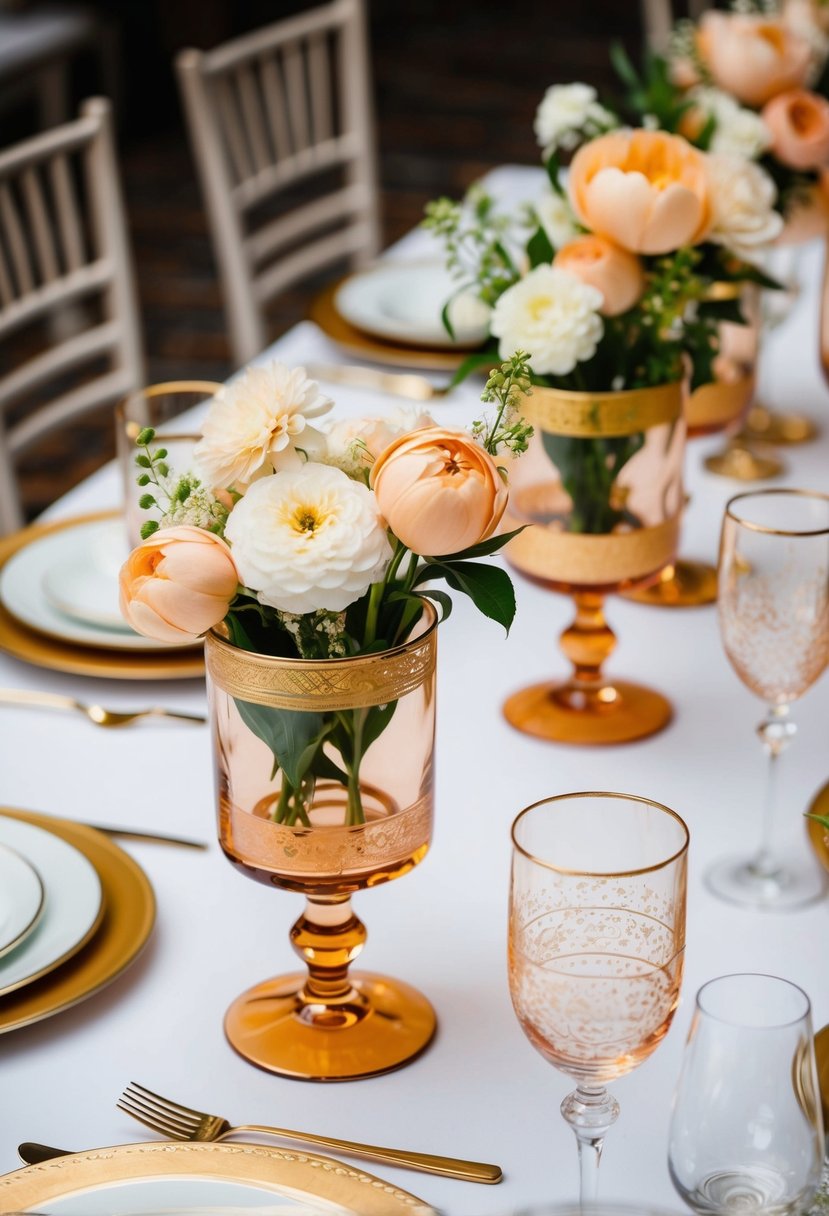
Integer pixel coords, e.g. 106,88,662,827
117,1081,502,1184
0,689,205,728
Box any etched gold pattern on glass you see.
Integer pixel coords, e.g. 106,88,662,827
522,382,682,437
205,623,437,710
506,513,681,586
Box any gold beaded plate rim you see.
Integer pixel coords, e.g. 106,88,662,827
205,603,438,710
0,1140,436,1213
523,381,682,437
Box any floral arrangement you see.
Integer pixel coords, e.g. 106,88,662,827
614,0,829,234
119,358,531,826
424,77,782,536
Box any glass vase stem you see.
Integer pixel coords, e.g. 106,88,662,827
560,1084,620,1204
752,704,796,881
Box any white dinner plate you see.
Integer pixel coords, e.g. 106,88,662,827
0,842,44,960
0,516,190,652
0,815,103,996
334,259,491,349
0,1141,435,1214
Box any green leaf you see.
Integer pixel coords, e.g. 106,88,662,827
441,297,456,341
436,525,527,562
234,700,328,788
416,589,453,623
361,701,398,753
806,812,829,832
527,225,554,267
544,151,564,196
610,41,641,90
428,560,516,632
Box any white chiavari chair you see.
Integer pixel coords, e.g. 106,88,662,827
176,0,381,367
0,97,144,534
640,0,710,50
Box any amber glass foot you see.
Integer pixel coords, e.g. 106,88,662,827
704,440,784,481
743,405,819,446
503,592,673,746
622,560,717,608
224,897,436,1081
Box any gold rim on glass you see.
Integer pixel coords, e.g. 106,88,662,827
725,487,829,537
510,790,690,878
116,381,222,442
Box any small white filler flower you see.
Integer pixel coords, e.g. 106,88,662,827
534,83,617,158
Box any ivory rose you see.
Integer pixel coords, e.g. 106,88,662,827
119,525,238,644
568,130,711,255
370,427,508,556
552,235,644,316
762,88,829,169
697,12,812,107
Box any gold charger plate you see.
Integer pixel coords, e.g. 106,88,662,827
310,279,475,372
0,512,204,681
0,808,155,1035
0,1140,435,1213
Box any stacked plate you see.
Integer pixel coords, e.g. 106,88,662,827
0,808,155,1035
0,513,203,680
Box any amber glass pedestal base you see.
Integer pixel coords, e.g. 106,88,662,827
503,592,673,746
224,896,435,1080
622,560,717,608
225,970,436,1081
704,441,784,481
743,405,819,446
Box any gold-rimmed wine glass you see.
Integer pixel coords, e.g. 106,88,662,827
709,488,829,909
508,792,689,1205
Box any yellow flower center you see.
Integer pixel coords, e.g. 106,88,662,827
528,294,553,321
291,506,323,533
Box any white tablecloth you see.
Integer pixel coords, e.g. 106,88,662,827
1,166,828,1213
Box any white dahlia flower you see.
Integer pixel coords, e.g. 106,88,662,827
195,362,333,491
490,265,604,376
707,154,784,260
534,83,617,158
225,464,392,615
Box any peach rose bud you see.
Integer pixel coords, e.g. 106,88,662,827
763,89,829,171
568,129,711,255
119,525,238,644
553,235,645,316
370,427,508,556
698,12,812,107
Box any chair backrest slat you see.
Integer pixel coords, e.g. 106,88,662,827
0,97,144,534
177,0,380,366
49,154,87,271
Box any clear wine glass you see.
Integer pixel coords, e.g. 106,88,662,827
508,792,689,1205
709,489,829,910
668,973,824,1215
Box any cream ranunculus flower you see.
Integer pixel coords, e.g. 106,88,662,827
195,362,333,491
534,83,617,158
489,265,604,376
707,154,784,260
323,406,436,477
224,464,393,615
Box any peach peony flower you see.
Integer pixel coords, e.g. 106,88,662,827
568,130,711,255
370,427,508,556
763,88,829,169
120,525,238,644
698,12,812,107
552,235,645,316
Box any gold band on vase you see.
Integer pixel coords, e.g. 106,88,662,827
205,608,437,711
523,381,682,437
686,374,754,431
505,514,681,586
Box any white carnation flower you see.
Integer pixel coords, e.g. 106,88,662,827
324,407,436,477
535,190,581,250
225,464,393,615
490,265,604,377
689,88,772,161
195,362,333,491
534,83,617,158
707,154,784,260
